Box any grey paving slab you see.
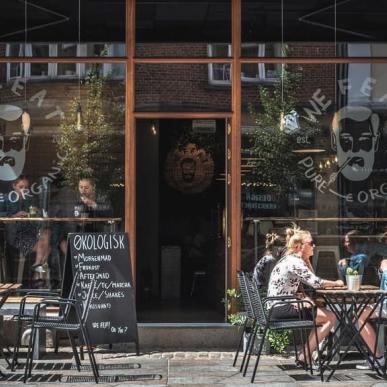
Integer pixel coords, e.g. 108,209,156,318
0,349,386,386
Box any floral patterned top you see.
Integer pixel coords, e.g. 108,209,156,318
253,254,277,287
267,254,323,309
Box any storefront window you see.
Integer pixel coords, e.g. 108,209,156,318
241,62,387,282
0,0,125,56
136,0,231,57
0,62,125,289
242,0,335,57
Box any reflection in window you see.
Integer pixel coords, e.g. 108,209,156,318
208,43,280,85
5,43,125,81
6,45,24,79
30,45,49,77
0,63,125,290
57,44,78,77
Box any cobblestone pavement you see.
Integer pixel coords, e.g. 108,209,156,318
1,348,387,386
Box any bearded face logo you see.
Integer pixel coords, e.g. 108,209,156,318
0,104,30,181
164,143,214,194
331,106,380,182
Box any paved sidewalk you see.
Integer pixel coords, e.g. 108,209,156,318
1,349,387,386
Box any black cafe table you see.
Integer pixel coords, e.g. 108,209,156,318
316,285,387,381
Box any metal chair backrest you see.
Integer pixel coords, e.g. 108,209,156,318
61,271,80,319
242,272,267,326
237,271,255,320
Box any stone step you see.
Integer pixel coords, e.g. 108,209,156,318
138,323,241,350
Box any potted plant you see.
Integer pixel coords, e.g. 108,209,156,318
346,267,362,291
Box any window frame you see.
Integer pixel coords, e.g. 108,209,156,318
5,43,128,81
208,43,280,85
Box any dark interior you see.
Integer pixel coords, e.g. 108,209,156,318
136,119,226,322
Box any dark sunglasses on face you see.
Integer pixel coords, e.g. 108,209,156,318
304,240,315,247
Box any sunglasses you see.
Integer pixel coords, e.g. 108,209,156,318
303,240,315,247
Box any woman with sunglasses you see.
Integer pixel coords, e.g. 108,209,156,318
267,227,343,368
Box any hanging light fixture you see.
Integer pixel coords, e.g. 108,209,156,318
75,0,83,132
150,122,157,135
22,0,31,135
279,111,285,131
76,102,82,131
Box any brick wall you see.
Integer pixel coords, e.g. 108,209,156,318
135,43,336,111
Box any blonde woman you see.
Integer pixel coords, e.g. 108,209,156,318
267,228,343,367
285,224,314,273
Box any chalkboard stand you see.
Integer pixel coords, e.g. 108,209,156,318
62,232,140,354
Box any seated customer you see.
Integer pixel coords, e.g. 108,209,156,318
374,232,387,290
338,230,387,283
57,177,112,255
76,177,112,218
337,230,368,281
253,232,284,288
267,228,343,367
5,175,51,273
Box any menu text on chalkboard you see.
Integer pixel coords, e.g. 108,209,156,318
64,232,139,349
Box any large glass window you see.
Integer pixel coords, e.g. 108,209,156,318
0,62,125,289
241,62,387,282
242,0,335,57
136,0,231,57
0,0,125,45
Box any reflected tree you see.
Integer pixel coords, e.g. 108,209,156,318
247,65,320,194
57,68,124,194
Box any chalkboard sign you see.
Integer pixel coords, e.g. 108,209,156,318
63,232,139,348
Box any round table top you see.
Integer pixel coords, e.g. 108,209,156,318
316,285,387,295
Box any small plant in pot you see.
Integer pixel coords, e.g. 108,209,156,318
346,267,362,291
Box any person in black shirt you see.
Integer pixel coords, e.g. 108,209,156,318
5,175,51,273
54,178,112,255
76,178,112,218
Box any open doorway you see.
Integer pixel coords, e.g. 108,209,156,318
136,119,226,322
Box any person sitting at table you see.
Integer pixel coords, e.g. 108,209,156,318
253,232,284,288
337,230,369,281
338,230,387,283
375,231,387,291
56,177,112,255
267,228,344,368
5,175,51,273
76,177,112,218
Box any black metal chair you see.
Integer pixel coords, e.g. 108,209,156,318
232,272,255,371
23,278,99,383
11,271,79,371
238,271,323,383
234,272,307,374
0,288,17,374
371,293,387,375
